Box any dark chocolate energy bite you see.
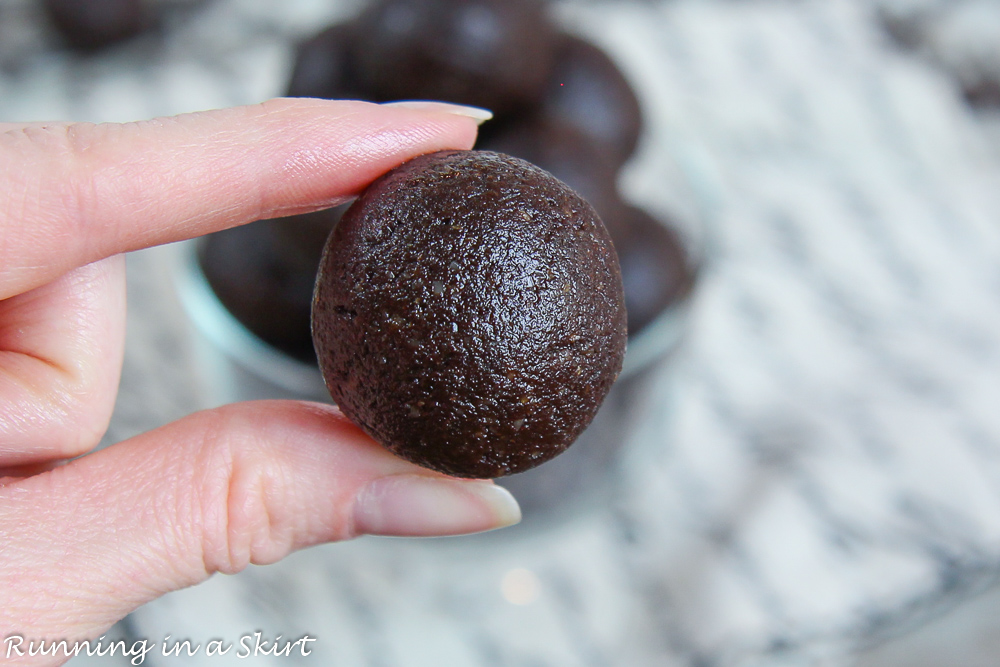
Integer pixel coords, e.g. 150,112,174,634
286,22,367,101
539,33,644,168
354,0,556,113
312,151,627,478
44,0,147,51
199,206,346,363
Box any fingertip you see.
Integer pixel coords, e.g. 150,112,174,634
381,100,494,125
351,474,521,538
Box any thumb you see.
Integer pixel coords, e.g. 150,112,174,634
0,401,519,664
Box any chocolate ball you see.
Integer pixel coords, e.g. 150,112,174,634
353,0,557,113
611,206,696,335
312,150,627,478
286,22,368,100
43,0,147,51
476,118,623,225
199,206,346,363
539,33,643,167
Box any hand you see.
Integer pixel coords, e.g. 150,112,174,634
0,98,519,665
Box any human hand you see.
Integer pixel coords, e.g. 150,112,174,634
0,99,519,666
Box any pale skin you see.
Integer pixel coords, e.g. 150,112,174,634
0,98,520,666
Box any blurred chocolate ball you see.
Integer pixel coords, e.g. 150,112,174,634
198,206,346,363
43,0,147,51
354,0,557,113
540,33,643,168
965,76,1000,108
286,22,368,100
477,118,623,224
611,206,695,336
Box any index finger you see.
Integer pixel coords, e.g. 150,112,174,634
0,98,484,299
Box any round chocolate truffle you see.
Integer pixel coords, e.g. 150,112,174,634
539,33,643,167
286,22,368,101
353,0,557,113
43,0,147,51
199,206,346,363
476,118,623,226
312,150,627,478
611,206,696,336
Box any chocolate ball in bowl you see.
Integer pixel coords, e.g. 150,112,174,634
270,205,350,262
286,22,368,101
611,205,696,336
198,206,346,363
44,0,147,51
312,150,627,478
539,33,644,168
354,0,557,113
476,118,624,227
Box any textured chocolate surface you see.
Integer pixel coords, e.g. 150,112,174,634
539,33,643,167
312,150,627,478
353,0,556,113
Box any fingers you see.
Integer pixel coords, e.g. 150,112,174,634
0,98,482,299
0,255,126,466
0,401,520,655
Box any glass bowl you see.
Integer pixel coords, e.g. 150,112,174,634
174,184,706,532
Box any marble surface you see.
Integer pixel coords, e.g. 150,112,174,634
5,0,1000,665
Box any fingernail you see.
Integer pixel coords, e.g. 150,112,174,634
382,101,494,125
353,474,521,537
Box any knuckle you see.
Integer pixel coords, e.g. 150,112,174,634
196,413,295,575
0,355,112,462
